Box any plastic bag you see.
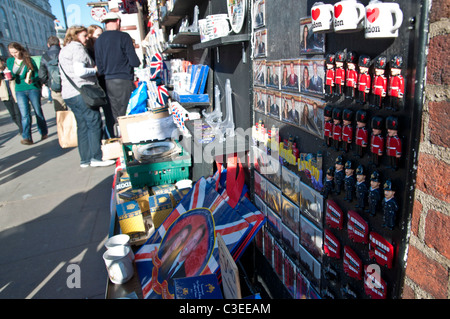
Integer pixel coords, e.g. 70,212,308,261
126,81,149,115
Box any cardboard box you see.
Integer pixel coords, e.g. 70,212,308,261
102,138,123,160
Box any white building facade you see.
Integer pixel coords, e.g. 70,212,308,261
0,0,56,57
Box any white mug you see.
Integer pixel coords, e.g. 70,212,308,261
333,0,365,33
311,2,334,33
208,18,231,38
103,245,134,284
365,0,403,38
105,234,134,261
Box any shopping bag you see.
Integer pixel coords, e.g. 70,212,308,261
126,81,149,115
56,110,78,148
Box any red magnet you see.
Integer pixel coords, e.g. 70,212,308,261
343,246,363,280
326,199,344,230
324,229,341,259
347,210,369,244
369,231,394,269
364,265,387,299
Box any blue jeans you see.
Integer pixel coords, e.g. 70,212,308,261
16,89,48,140
64,94,103,165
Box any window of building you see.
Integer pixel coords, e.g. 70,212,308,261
22,16,31,45
12,13,22,42
0,7,12,39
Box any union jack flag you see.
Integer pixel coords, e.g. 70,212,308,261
135,177,252,299
156,85,169,106
150,53,163,80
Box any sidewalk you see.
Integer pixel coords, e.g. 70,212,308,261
0,100,116,299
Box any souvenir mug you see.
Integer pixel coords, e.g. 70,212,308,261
333,0,365,33
198,19,211,42
105,234,134,261
311,2,334,33
103,245,134,284
206,14,231,38
365,0,403,38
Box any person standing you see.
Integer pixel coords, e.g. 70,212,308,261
0,58,22,136
39,36,68,112
94,12,140,123
7,42,48,145
59,25,115,168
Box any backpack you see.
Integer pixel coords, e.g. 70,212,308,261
46,56,62,92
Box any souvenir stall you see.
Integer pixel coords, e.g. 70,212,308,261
103,0,429,300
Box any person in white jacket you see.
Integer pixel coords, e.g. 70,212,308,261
59,25,114,168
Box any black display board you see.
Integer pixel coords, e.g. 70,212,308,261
252,0,427,299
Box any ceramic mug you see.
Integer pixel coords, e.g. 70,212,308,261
103,245,134,284
333,0,365,33
105,234,134,261
365,0,403,38
208,18,231,38
311,2,334,33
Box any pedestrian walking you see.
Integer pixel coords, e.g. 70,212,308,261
0,58,23,136
7,42,48,145
59,25,115,168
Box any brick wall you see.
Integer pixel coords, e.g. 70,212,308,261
402,0,450,299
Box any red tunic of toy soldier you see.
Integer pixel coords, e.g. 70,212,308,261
357,55,371,104
355,110,368,158
332,108,342,151
388,55,405,111
345,51,358,100
335,51,345,96
370,116,384,166
371,55,387,109
324,105,333,147
386,116,402,170
342,109,353,153
325,54,335,98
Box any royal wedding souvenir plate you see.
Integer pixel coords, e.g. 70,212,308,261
227,0,246,34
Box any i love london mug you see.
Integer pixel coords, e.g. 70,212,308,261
333,0,365,33
311,2,334,33
365,0,403,38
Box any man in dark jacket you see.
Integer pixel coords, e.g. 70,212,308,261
39,36,68,112
95,12,141,123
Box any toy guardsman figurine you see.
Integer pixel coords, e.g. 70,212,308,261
332,108,342,151
355,165,368,210
357,55,371,104
324,105,334,147
355,110,369,158
370,116,384,166
334,156,345,195
366,171,382,216
345,51,358,100
370,55,388,109
344,160,356,202
382,179,398,230
386,116,402,170
387,55,405,111
325,54,335,98
321,167,335,199
335,51,346,97
342,109,354,153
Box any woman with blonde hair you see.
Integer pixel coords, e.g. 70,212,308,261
86,24,103,61
59,25,114,168
7,42,48,145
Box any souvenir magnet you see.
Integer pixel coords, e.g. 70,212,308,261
321,166,334,199
347,210,369,244
345,51,358,100
388,55,405,111
325,54,335,98
344,160,356,202
366,171,382,216
386,116,402,170
355,165,369,210
342,108,353,153
364,265,387,299
326,199,344,230
369,232,394,269
332,108,342,151
323,105,334,147
370,116,384,166
370,55,388,109
354,109,369,157
334,51,346,96
334,155,345,195
382,179,398,230
343,246,363,281
324,229,341,259
357,55,371,104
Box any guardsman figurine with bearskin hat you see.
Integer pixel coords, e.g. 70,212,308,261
370,55,388,109
370,116,384,166
325,54,335,99
355,165,368,210
321,167,335,199
334,155,345,195
342,109,354,153
386,116,402,170
345,51,358,100
332,108,342,151
324,105,333,147
355,110,369,158
387,55,405,111
357,55,371,104
382,179,398,230
344,160,356,202
335,51,346,97
366,171,382,216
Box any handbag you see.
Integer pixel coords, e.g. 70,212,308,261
60,64,107,109
56,110,78,148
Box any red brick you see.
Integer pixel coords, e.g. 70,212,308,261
427,35,450,86
430,0,450,23
405,246,448,299
401,283,416,299
411,199,423,235
416,153,450,203
428,101,450,148
425,210,450,259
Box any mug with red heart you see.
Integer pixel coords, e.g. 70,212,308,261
333,0,365,33
311,2,334,33
365,0,403,38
